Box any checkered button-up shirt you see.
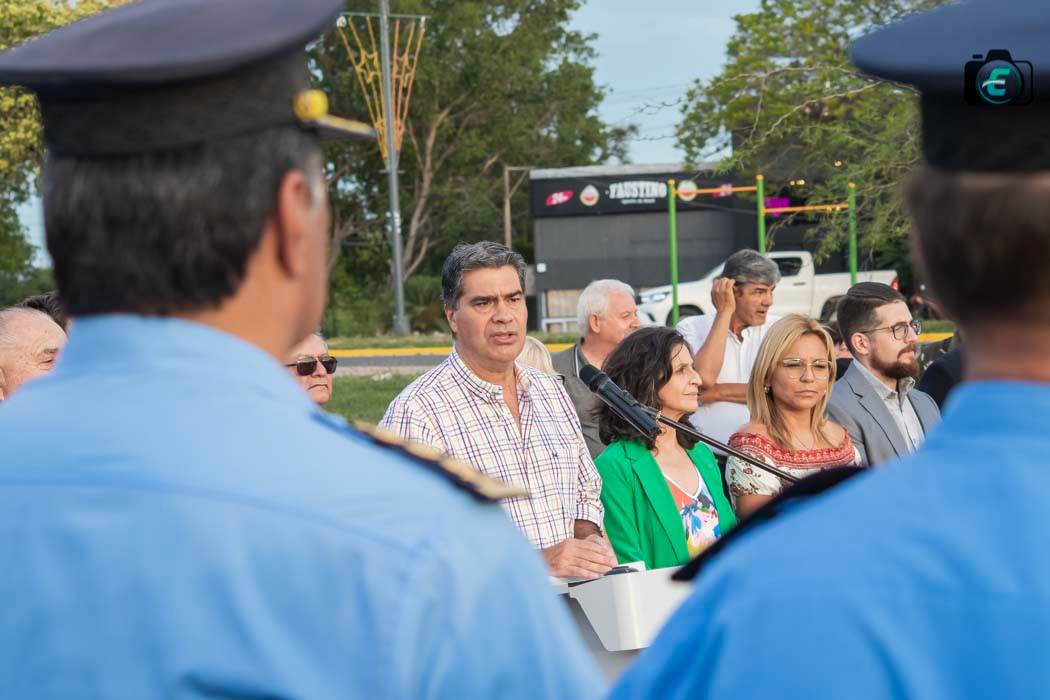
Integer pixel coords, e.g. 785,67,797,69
379,350,603,550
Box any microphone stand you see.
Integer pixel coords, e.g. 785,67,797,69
639,407,800,485
587,391,799,485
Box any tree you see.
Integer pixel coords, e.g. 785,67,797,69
316,0,632,288
0,0,124,304
677,0,945,282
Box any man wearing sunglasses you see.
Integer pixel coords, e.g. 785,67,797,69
0,1,602,697
285,331,337,406
828,282,940,466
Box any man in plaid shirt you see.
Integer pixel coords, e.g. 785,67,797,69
381,241,617,579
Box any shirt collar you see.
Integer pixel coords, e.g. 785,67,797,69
448,347,531,402
54,314,314,408
733,313,778,341
853,358,914,401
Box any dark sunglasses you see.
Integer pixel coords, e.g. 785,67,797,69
285,356,338,376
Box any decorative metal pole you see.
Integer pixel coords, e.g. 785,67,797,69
380,0,410,334
668,179,680,325
756,173,766,253
848,181,858,285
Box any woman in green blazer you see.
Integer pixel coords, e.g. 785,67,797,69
594,328,736,570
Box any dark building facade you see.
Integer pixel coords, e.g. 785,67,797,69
530,163,838,330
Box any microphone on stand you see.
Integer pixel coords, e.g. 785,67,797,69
579,364,660,441
580,363,799,485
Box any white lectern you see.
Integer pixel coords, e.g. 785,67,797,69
554,567,691,681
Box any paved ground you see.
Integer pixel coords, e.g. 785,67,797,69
334,354,444,377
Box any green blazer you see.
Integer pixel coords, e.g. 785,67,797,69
596,438,737,570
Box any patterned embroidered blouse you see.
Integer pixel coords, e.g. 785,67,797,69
725,431,858,508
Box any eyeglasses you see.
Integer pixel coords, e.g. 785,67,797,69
285,356,338,376
779,358,833,379
860,319,922,341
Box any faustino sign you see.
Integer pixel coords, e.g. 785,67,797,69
530,171,735,218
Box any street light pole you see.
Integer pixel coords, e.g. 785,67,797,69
379,0,410,335
501,164,533,250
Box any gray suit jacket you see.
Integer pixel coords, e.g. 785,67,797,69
827,362,941,467
551,344,604,459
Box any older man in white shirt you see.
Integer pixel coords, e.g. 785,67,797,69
676,250,781,448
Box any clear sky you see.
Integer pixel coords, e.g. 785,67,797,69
18,0,760,266
571,0,760,164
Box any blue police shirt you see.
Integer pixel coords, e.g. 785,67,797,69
612,381,1050,698
0,315,602,699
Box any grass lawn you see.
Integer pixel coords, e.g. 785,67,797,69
922,319,955,335
326,373,421,424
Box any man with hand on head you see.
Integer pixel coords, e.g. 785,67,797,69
611,2,1050,697
552,278,641,458
0,2,601,696
382,241,618,579
676,249,781,448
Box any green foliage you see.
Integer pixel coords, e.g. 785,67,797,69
316,0,632,297
677,0,946,281
0,0,127,300
403,274,448,333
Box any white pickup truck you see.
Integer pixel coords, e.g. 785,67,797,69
636,251,899,326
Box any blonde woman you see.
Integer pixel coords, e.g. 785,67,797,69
517,335,558,377
726,314,858,518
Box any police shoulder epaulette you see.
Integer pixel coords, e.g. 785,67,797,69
673,466,865,582
350,420,530,503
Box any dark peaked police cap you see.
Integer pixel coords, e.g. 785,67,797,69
850,0,1050,173
0,0,375,157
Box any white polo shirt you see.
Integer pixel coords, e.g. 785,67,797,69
676,313,781,448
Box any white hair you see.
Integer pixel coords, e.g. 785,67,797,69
576,279,636,336
517,335,556,376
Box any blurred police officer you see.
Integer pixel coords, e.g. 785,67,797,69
0,1,601,697
612,1,1050,697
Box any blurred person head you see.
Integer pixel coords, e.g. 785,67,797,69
442,241,527,376
836,282,920,383
719,249,780,328
599,327,701,452
905,168,1050,380
823,322,853,360
824,322,854,379
576,279,640,363
284,330,335,405
0,307,67,398
747,314,837,449
17,291,69,331
517,335,557,376
43,125,330,362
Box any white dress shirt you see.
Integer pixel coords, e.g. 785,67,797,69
676,313,781,447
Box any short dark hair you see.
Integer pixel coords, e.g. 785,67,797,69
42,126,321,316
721,249,780,287
441,241,526,309
823,322,843,346
836,282,907,354
598,327,698,451
17,291,67,330
905,166,1050,325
